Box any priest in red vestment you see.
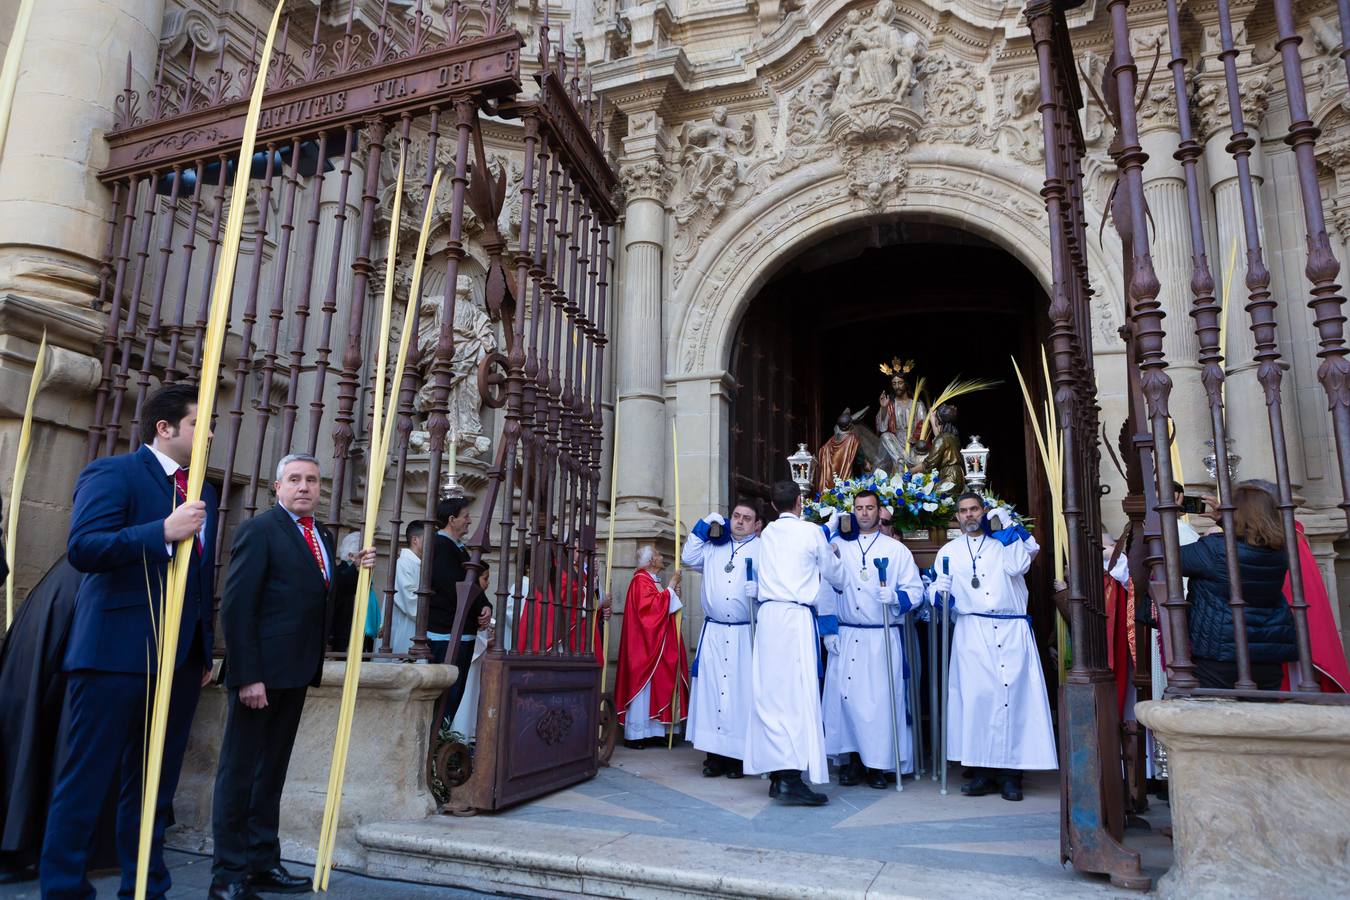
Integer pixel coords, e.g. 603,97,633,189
615,545,689,748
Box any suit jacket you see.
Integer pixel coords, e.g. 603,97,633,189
428,534,491,636
63,445,216,674
221,504,353,690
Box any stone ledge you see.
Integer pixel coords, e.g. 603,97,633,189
356,816,1129,899
1137,698,1350,900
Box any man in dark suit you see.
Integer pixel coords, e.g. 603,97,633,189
209,454,372,900
428,497,491,723
40,383,216,899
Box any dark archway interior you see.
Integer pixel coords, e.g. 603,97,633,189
729,221,1050,518
728,220,1061,688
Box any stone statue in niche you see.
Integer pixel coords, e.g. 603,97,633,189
409,274,497,457
831,1,922,105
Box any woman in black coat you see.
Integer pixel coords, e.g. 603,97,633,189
1180,482,1298,690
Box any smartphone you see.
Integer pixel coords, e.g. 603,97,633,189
1181,495,1206,515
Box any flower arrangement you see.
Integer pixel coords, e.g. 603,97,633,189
805,468,957,533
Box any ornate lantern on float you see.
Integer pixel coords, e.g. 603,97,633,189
788,443,816,497
961,436,990,494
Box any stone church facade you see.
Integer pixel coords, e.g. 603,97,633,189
1,0,1348,660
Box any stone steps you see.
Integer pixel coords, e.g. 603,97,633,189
356,816,1133,899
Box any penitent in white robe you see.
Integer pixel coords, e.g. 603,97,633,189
743,512,844,784
821,532,924,774
682,529,759,760
936,533,1057,770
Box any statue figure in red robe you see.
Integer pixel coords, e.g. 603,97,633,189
615,545,689,748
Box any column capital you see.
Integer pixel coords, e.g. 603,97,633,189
619,158,675,205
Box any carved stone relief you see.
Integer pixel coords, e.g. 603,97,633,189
672,107,761,260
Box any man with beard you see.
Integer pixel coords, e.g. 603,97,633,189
933,492,1056,802
681,499,761,778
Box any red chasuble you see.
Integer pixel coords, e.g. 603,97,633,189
1104,572,1131,715
614,571,689,725
1281,522,1350,693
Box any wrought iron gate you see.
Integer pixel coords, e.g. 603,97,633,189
90,1,616,813
1029,0,1350,888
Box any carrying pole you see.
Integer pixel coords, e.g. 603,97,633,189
875,559,903,792
939,556,951,796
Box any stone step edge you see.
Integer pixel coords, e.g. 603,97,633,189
355,817,901,900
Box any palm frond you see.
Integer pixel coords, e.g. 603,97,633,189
919,376,1001,439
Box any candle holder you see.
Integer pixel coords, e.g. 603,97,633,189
787,443,816,497
961,436,990,494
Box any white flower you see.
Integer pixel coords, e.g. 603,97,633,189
922,501,938,512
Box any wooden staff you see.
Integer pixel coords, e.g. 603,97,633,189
313,163,443,891
600,409,620,695
668,421,683,749
133,5,284,898
0,0,36,165
5,330,45,628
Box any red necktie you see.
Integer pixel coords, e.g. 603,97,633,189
172,468,203,556
298,516,330,586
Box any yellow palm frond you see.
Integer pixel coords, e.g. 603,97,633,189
919,376,1002,440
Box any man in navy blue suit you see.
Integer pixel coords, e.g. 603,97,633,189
40,383,216,900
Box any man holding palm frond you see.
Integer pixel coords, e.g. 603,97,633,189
41,383,216,899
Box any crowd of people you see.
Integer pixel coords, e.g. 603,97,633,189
614,480,1058,806
0,383,501,900
2,380,1349,895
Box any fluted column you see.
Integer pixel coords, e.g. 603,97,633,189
614,112,674,515
1141,110,1207,487
1198,71,1298,483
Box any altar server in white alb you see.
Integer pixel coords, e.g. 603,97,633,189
682,499,762,779
744,481,845,806
932,492,1057,801
821,490,924,788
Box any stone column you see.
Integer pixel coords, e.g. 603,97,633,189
1139,89,1208,489
1198,71,1300,485
0,0,164,305
0,0,164,606
613,111,673,517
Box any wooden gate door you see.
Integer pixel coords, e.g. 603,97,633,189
88,3,616,816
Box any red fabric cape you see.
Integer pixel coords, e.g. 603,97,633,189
1104,572,1131,716
614,572,689,724
513,570,604,662
1281,523,1350,693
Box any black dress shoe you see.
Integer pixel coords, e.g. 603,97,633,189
1000,777,1024,802
249,865,311,894
865,768,889,790
622,739,646,750
837,755,863,787
725,759,744,779
961,775,998,797
702,754,726,777
209,881,261,900
776,774,829,807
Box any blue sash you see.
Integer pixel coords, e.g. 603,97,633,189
691,617,751,678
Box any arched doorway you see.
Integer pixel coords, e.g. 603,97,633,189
727,219,1058,655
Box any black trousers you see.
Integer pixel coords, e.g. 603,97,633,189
430,638,477,728
211,685,307,882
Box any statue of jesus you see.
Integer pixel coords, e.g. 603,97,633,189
875,359,927,472
815,407,869,494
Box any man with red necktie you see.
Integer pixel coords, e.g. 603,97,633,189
41,383,216,900
209,454,373,900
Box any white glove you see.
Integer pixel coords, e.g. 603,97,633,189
873,583,890,606
825,508,841,535
744,579,758,600
933,573,953,596
703,512,726,525
993,505,1014,527
823,634,841,655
